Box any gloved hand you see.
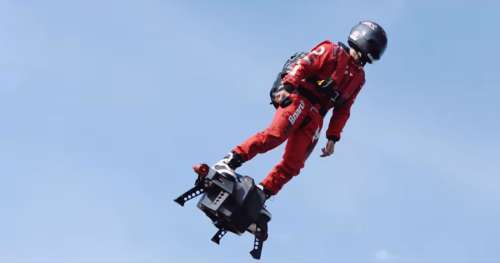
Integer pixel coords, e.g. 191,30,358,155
320,139,335,157
270,84,295,108
275,89,291,106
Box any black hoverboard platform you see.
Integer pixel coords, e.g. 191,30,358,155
174,163,271,260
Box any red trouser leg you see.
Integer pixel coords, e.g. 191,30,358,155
260,113,322,195
233,94,309,161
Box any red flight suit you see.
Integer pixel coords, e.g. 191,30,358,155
234,40,366,195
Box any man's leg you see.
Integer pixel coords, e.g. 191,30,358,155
219,95,309,169
260,115,322,195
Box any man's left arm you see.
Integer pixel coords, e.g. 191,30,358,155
321,87,362,157
326,96,355,142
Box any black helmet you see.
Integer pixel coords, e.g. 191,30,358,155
348,21,387,64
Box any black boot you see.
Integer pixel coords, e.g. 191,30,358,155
257,183,273,200
214,151,244,173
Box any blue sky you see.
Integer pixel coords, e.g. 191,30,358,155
1,0,499,262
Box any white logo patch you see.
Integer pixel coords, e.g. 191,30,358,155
362,21,377,30
311,46,325,56
288,100,305,125
350,30,363,41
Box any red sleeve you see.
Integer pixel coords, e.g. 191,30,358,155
282,40,336,88
325,86,362,141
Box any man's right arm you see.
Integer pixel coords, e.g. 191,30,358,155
282,40,336,88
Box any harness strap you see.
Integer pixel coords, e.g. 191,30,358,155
297,87,328,116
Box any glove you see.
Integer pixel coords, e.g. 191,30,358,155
271,84,295,108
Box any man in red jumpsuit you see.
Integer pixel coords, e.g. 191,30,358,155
215,21,388,198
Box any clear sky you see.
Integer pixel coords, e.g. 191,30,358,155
1,0,499,262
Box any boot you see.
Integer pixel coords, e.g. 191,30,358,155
257,183,273,200
214,151,244,174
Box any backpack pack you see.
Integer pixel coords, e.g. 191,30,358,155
269,52,308,108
